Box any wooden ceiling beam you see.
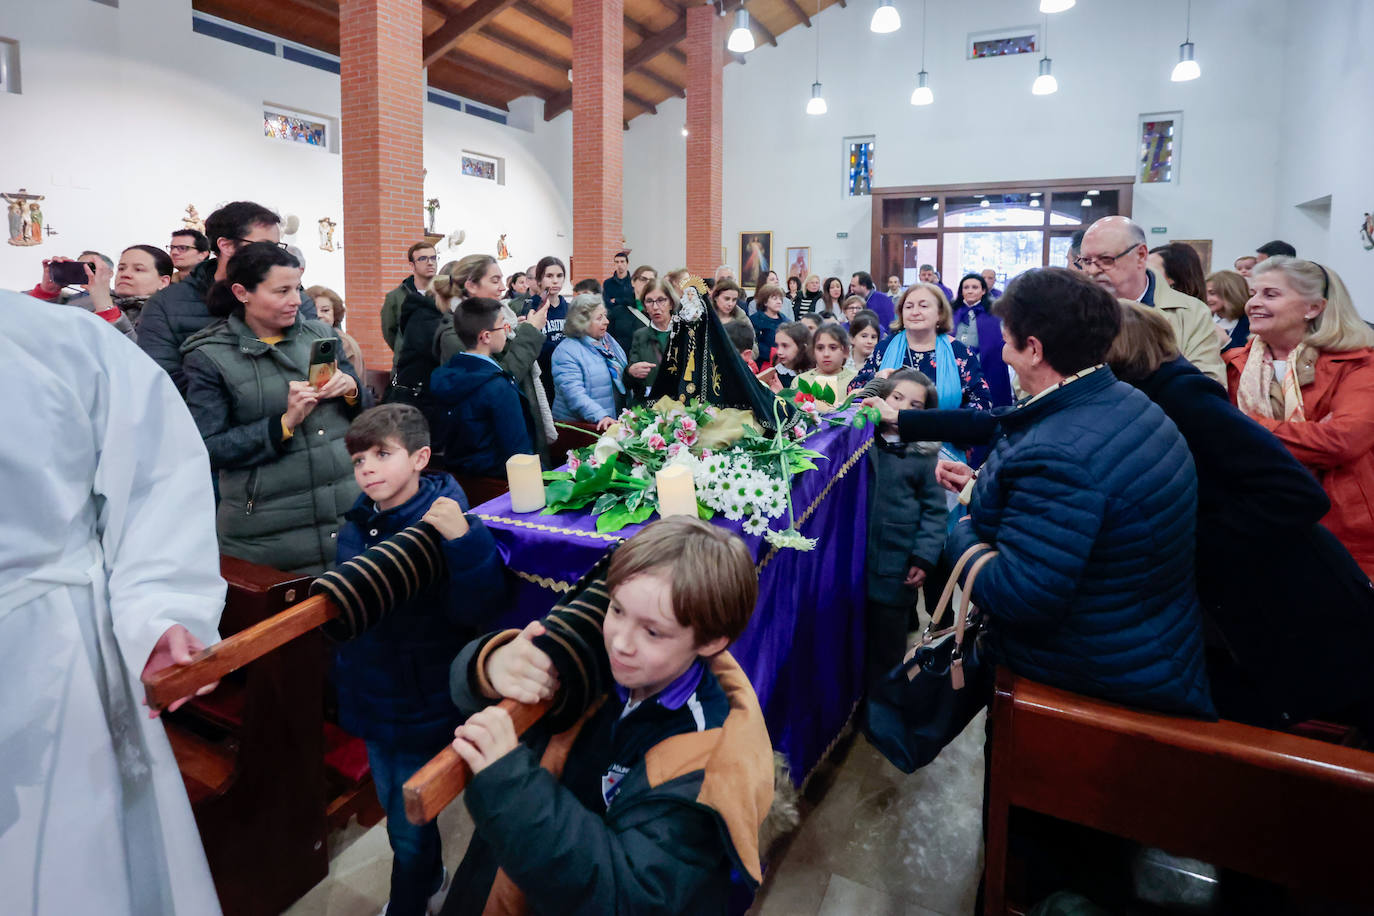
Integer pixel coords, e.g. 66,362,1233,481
624,88,657,115
422,0,520,67
624,13,686,71
512,0,571,38
782,0,813,27
480,22,571,72
633,66,686,98
624,13,687,66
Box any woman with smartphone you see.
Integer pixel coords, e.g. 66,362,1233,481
182,241,361,576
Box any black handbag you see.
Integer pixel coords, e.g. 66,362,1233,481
863,544,998,773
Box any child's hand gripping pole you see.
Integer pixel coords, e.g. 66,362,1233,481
142,522,447,712
401,697,552,825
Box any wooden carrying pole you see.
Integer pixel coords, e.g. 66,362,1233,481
143,594,337,710
403,697,552,825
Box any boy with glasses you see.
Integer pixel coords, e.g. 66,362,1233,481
382,242,440,354
429,297,534,476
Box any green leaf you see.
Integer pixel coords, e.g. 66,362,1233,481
592,491,622,516
816,385,836,404
696,502,715,520
625,488,644,512
542,471,574,481
595,499,656,533
544,479,575,505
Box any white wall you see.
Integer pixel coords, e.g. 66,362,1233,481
0,0,574,298
626,0,1293,288
1274,0,1374,316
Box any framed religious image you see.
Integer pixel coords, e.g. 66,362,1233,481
1175,238,1212,273
739,231,772,290
785,247,811,284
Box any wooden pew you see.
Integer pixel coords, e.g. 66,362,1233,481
164,556,379,916
983,671,1374,915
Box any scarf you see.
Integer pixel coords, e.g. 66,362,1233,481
588,336,627,397
1237,340,1307,422
877,332,963,408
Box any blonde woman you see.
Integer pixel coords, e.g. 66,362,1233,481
1204,269,1250,351
1224,256,1374,576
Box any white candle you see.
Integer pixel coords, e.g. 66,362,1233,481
506,454,546,513
656,465,698,518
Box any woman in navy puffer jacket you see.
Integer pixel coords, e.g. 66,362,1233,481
937,269,1214,717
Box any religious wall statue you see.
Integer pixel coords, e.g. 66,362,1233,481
182,204,205,234
318,217,337,252
1362,212,1374,252
425,198,440,235
496,233,510,260
3,189,44,246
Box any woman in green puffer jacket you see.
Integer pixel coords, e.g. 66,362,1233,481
182,242,362,575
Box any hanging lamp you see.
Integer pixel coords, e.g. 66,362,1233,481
1032,15,1058,95
1039,0,1075,13
870,0,901,34
910,0,932,105
727,8,755,54
806,0,826,114
1171,0,1201,81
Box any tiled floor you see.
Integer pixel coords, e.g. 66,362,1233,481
284,714,987,916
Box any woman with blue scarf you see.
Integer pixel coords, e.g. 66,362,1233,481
875,282,993,418
552,294,627,432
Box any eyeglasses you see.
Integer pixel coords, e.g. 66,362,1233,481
167,244,199,254
643,296,671,306
1074,243,1140,271
237,239,290,250
412,255,439,264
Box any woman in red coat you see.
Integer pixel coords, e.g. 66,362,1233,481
1224,256,1374,578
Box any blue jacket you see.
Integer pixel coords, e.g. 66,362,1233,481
946,367,1215,717
552,335,627,422
430,353,534,477
332,472,508,750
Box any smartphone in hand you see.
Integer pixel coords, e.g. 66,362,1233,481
307,337,338,388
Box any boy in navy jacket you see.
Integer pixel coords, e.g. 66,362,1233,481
334,404,507,916
430,296,534,477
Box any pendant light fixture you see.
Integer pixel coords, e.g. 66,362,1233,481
909,0,933,105
1039,0,1075,12
1031,15,1058,95
1171,0,1201,81
727,8,755,54
806,0,826,114
870,0,901,34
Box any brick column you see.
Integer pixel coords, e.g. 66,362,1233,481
571,0,624,282
685,5,723,280
340,0,424,369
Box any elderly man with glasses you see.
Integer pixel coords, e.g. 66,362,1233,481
138,200,318,393
1078,216,1223,384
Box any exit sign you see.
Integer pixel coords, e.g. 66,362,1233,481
1151,226,1168,234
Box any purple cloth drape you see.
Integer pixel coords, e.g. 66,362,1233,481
472,418,873,785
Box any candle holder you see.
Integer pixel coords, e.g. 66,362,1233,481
506,454,546,513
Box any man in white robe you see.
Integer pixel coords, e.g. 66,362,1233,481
0,289,226,915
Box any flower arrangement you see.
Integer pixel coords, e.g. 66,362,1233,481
542,397,828,545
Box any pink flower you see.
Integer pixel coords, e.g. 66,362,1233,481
667,442,683,458
680,416,698,434
586,455,602,468
647,433,668,451
674,427,699,447
791,425,807,440
701,448,713,458
567,454,581,471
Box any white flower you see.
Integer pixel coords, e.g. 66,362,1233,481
630,464,649,480
742,514,769,536
591,433,622,464
765,527,817,551
723,501,747,521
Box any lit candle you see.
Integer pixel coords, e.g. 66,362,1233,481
656,465,697,518
506,454,546,513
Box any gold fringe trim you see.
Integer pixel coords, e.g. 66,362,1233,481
476,514,626,543
757,437,873,573
510,568,577,593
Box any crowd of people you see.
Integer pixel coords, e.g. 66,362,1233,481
11,197,1374,916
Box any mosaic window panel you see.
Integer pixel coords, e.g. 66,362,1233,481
1139,118,1177,184
263,110,327,148
461,155,497,181
971,33,1037,58
846,137,875,198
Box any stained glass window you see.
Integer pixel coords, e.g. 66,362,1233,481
461,155,497,180
846,137,875,198
1139,117,1176,184
263,110,327,148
